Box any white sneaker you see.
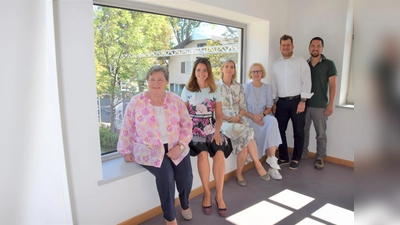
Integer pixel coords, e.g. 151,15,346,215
266,156,281,170
268,168,282,180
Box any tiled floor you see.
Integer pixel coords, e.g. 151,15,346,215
140,157,354,225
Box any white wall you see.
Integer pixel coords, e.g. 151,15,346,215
1,0,48,224
42,0,353,224
195,0,354,161
286,0,354,161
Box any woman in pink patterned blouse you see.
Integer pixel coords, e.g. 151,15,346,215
117,66,193,225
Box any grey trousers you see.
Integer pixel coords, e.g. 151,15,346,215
303,107,328,160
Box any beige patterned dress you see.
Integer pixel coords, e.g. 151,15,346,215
218,80,255,159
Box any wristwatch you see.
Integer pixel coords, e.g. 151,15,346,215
300,99,306,103
262,112,266,117
178,143,185,151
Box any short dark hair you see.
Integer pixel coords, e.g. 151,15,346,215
280,34,293,45
309,37,324,47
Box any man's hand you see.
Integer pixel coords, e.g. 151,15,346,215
272,103,277,114
296,102,305,114
325,105,333,116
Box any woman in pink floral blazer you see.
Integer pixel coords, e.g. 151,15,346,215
117,66,193,225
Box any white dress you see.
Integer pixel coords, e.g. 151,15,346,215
243,82,282,159
218,81,254,158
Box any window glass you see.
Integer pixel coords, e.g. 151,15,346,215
94,5,243,154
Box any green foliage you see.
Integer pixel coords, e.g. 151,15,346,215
169,18,201,44
93,6,173,131
206,39,238,81
99,126,119,153
94,7,173,97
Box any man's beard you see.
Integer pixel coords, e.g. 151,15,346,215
310,51,320,57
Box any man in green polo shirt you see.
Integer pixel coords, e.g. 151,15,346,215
302,37,337,170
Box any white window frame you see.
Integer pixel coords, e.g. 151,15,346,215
346,33,354,105
339,0,354,108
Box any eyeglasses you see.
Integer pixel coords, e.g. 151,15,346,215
251,70,262,74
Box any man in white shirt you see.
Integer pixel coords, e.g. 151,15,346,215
271,34,312,170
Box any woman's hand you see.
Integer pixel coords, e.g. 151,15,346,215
227,116,241,123
253,114,263,123
212,132,223,146
124,154,135,162
223,115,231,121
257,120,265,126
166,145,183,160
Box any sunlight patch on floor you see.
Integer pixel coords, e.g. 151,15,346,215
295,217,327,225
311,203,354,224
269,189,315,210
226,200,293,225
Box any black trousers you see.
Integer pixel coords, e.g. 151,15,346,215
275,98,306,161
142,144,193,221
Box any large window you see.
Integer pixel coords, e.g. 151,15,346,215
94,5,243,155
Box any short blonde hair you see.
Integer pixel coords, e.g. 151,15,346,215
247,62,266,79
220,59,237,81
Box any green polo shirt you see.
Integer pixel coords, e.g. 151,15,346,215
307,54,337,108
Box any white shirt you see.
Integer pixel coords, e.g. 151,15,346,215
271,55,313,100
154,106,169,144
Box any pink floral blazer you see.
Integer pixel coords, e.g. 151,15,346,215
117,92,193,167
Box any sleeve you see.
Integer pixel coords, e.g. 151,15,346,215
328,60,338,77
239,83,246,110
181,86,188,102
271,62,278,100
300,58,313,99
177,97,193,147
265,84,273,108
117,101,136,155
215,87,222,102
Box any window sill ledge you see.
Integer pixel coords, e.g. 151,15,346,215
98,154,146,186
336,104,354,109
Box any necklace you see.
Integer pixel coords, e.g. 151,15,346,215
252,83,262,104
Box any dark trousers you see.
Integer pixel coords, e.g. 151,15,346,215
142,144,193,221
275,98,306,162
